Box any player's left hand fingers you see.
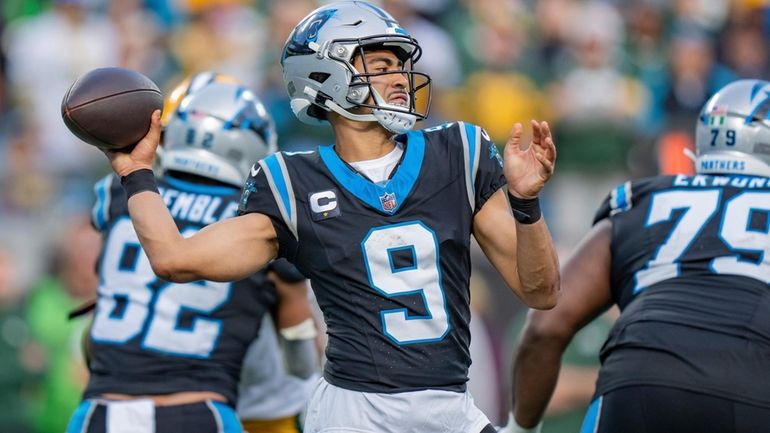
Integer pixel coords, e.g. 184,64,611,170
534,147,555,176
532,120,553,150
540,121,551,143
541,134,556,163
531,119,542,146
506,123,524,152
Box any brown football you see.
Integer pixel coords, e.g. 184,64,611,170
61,67,163,151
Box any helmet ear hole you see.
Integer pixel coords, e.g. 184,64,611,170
309,72,330,83
307,104,328,121
347,77,370,104
347,86,369,104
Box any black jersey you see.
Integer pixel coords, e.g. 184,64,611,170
238,122,505,393
593,174,770,407
84,174,276,404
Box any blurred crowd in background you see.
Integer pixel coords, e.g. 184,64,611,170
0,0,767,432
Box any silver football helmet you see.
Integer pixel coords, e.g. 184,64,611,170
281,1,432,134
161,71,240,127
695,79,770,177
162,82,277,187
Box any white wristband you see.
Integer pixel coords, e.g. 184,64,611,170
502,412,542,433
279,318,317,340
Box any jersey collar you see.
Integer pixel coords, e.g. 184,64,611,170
318,130,425,215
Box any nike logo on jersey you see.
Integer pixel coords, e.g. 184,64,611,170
250,165,261,177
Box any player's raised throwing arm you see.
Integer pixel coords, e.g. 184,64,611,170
105,110,279,283
473,120,559,309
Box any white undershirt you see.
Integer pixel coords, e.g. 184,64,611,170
348,142,404,185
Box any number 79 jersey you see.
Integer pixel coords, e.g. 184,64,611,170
593,174,770,406
239,122,506,393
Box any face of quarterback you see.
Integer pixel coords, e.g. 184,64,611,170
352,49,410,113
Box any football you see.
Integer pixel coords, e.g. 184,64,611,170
61,67,163,151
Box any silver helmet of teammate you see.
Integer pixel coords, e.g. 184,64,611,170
162,82,277,187
281,1,431,134
695,79,770,177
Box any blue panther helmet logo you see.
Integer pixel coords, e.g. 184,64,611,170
743,84,770,124
282,8,337,63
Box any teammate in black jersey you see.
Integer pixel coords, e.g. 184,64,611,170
89,2,560,432
66,79,316,433
507,79,770,433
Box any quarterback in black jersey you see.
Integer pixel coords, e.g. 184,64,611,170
94,2,559,433
508,80,770,433
66,79,315,433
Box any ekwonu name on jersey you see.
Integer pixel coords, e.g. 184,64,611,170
592,174,770,408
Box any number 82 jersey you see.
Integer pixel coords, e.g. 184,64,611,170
85,175,275,404
239,122,506,393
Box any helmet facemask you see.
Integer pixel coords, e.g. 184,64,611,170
333,37,431,133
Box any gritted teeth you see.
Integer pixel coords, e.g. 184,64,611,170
389,94,408,107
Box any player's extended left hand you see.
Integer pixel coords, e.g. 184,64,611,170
503,120,556,199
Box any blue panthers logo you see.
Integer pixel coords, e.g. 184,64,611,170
489,143,503,167
358,1,402,32
745,83,770,123
282,8,337,62
239,178,258,210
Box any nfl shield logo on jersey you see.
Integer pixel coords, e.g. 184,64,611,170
380,192,397,212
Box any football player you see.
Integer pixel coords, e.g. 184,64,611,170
236,291,320,433
236,256,320,433
507,79,770,433
92,2,560,432
160,72,320,432
66,79,315,433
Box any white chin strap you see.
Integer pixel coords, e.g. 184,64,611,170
303,86,416,134
370,89,417,134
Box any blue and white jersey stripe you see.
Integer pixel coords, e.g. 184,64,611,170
579,396,602,433
609,181,633,215
458,121,482,211
65,400,96,433
91,175,114,231
259,153,299,239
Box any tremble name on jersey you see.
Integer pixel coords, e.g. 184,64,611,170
239,122,506,393
86,174,274,404
158,185,240,224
